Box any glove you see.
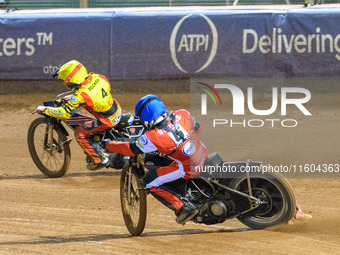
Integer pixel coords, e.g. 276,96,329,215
54,98,64,106
36,106,46,114
55,95,72,106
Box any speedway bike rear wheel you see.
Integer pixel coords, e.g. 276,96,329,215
120,163,147,236
27,117,71,178
228,172,296,230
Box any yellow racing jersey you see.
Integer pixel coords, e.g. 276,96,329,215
45,73,121,126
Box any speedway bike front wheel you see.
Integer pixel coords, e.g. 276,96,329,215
120,162,147,236
27,117,71,178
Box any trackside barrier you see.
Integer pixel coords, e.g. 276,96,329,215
0,6,340,80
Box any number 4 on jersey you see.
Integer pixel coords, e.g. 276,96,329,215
101,88,108,98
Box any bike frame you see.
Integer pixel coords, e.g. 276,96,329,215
42,91,95,132
41,91,145,141
138,152,266,215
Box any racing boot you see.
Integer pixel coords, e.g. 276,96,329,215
288,201,312,224
294,201,312,220
86,153,109,170
175,201,199,225
86,144,110,171
108,153,126,169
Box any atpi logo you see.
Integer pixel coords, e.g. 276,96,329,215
170,14,218,73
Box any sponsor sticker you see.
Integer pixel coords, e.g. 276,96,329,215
137,135,148,148
109,108,122,125
182,141,197,156
70,96,77,102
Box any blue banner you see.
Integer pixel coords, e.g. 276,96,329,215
110,9,340,79
1,8,340,80
0,12,112,79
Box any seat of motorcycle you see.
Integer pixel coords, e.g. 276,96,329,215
204,152,223,167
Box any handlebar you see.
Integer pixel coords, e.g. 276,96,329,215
55,91,74,100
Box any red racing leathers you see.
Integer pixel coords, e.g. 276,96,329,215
106,109,207,211
44,73,121,164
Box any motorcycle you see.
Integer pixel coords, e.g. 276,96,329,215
120,152,296,236
27,93,297,234
27,91,145,178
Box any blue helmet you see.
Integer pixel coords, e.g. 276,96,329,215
135,95,167,122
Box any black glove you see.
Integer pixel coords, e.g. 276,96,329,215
55,98,64,106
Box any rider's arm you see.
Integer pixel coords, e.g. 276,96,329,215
45,93,84,119
105,141,139,156
177,109,201,135
106,133,158,156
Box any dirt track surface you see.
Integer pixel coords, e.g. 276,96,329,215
0,93,339,255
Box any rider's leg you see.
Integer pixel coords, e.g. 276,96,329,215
144,162,199,224
149,185,184,211
150,184,198,224
75,119,111,168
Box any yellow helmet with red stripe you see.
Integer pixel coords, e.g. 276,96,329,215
56,60,88,88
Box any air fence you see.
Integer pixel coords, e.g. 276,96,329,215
0,6,340,80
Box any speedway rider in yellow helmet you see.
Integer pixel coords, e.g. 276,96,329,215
36,60,122,170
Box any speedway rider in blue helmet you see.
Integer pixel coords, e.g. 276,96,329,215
105,94,208,224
